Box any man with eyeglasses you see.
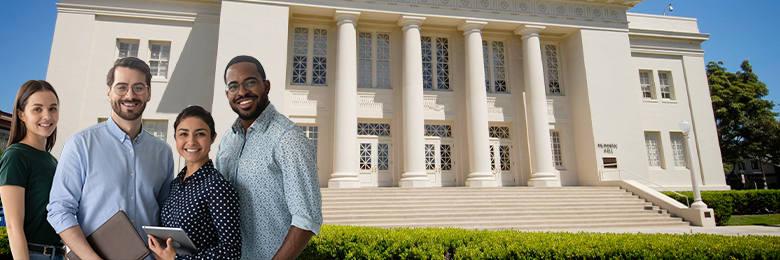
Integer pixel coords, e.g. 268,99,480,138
47,57,174,260
215,55,322,259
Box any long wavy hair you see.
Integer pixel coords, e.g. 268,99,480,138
8,80,60,152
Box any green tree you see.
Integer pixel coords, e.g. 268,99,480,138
707,60,780,174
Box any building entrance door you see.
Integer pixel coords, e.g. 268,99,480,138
358,139,392,187
490,140,515,186
424,140,455,187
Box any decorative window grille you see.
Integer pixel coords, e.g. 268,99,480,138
291,27,328,86
360,143,371,170
639,71,654,99
357,123,391,136
644,132,663,168
483,40,507,93
117,40,139,60
149,42,171,78
490,145,496,171
488,126,511,139
658,72,673,100
544,44,562,95
440,144,452,171
500,145,511,171
421,36,450,91
550,130,563,169
377,143,389,170
425,144,435,170
299,125,319,153
424,124,452,138
358,32,391,88
670,132,687,168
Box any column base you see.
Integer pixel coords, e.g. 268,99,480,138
400,171,430,188
691,201,708,210
528,177,561,187
328,172,362,188
466,171,497,187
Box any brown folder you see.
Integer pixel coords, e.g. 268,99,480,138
66,210,151,260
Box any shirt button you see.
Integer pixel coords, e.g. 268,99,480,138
131,196,135,200
131,173,134,177
129,150,133,153
131,220,135,223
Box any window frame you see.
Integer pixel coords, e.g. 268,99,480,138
550,130,565,170
290,25,330,87
298,124,319,153
669,132,688,169
148,41,171,79
658,71,675,100
116,39,140,61
639,70,655,100
357,31,392,89
644,131,665,169
482,39,509,93
541,42,564,96
421,34,452,92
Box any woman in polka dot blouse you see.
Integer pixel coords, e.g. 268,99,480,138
148,105,241,260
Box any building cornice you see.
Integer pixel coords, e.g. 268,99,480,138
57,2,220,23
628,28,710,42
241,0,632,24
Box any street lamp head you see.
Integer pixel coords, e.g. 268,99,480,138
668,4,674,12
679,119,691,134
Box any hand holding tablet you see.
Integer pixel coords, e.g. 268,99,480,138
143,226,199,256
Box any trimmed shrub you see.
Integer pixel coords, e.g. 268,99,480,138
0,227,8,255
302,225,780,260
662,190,780,226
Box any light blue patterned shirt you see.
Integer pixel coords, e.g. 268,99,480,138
47,117,174,259
215,103,322,260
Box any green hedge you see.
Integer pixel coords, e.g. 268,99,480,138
301,225,780,260
662,190,780,226
0,227,8,255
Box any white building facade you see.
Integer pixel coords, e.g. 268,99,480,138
46,0,730,190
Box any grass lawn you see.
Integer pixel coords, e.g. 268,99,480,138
728,214,780,226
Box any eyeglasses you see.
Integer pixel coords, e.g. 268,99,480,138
225,78,262,96
113,84,148,96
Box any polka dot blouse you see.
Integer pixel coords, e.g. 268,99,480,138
161,160,241,260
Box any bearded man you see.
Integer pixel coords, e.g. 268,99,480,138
47,57,174,260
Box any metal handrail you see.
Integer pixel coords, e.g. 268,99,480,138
600,165,690,207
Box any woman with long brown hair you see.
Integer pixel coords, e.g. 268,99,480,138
0,80,64,260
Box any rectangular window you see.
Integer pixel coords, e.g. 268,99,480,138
751,160,761,171
543,44,562,95
424,124,452,138
116,39,139,60
658,71,673,100
421,36,450,91
149,42,171,79
644,132,663,168
488,126,511,139
357,123,391,136
550,130,564,169
483,40,507,93
639,71,654,99
292,27,328,86
299,125,319,153
358,32,391,89
670,132,687,168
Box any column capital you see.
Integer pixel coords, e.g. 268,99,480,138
334,10,360,24
514,24,546,36
397,15,426,29
457,20,488,33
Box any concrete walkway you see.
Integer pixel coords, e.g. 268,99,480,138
552,225,780,236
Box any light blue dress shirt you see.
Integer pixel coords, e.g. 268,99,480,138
216,103,323,260
47,117,174,244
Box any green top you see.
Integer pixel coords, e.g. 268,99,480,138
0,143,63,246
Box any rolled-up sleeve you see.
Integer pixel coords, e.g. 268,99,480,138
47,136,86,234
275,129,323,235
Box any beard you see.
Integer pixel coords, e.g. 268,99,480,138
111,98,146,121
230,91,269,121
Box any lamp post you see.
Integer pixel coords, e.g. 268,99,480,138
663,3,673,15
679,119,708,209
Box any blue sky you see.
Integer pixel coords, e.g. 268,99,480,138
1,0,778,114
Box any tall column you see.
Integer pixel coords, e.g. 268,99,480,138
398,16,431,187
515,24,561,187
459,20,496,187
329,10,361,188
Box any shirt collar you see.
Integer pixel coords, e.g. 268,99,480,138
106,116,142,143
176,160,215,185
231,103,277,135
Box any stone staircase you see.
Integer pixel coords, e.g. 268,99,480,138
321,186,691,230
